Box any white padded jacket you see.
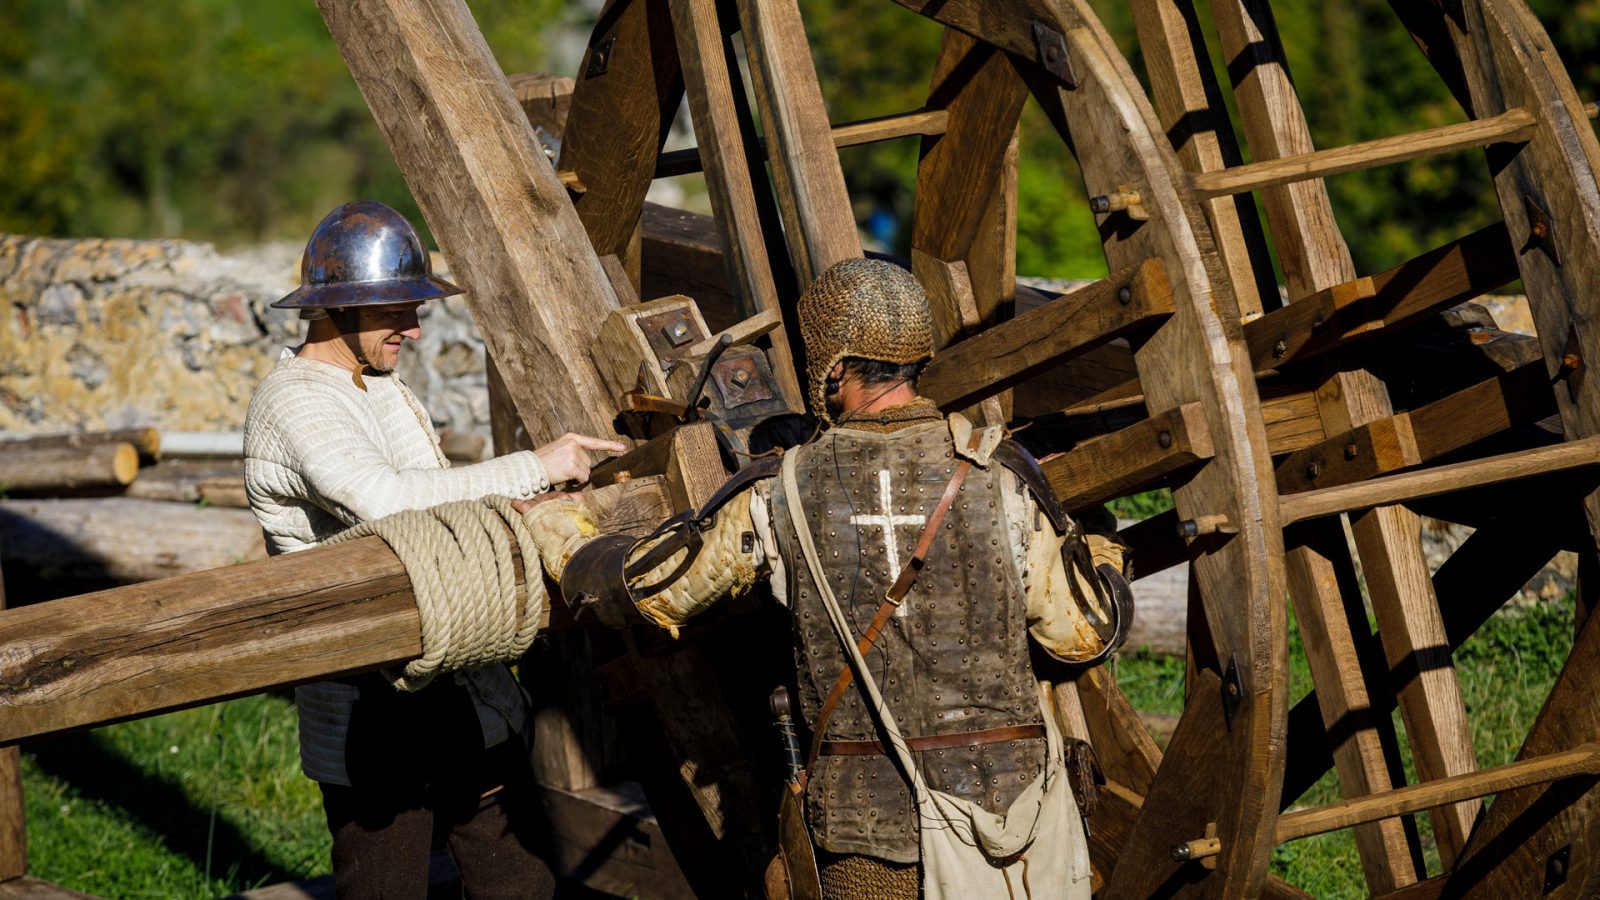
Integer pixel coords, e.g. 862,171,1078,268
244,350,548,785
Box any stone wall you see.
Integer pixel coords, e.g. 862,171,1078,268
0,235,493,454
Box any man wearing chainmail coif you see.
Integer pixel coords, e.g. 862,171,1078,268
521,258,1135,899
243,201,624,899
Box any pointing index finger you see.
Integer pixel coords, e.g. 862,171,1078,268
572,434,628,453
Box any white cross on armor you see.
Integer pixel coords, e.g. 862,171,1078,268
850,469,927,615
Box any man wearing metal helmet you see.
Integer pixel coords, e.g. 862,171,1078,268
522,258,1133,899
243,201,623,899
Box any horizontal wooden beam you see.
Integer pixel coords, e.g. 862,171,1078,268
0,481,673,746
1279,435,1600,525
1243,221,1518,371
1275,361,1554,494
1045,402,1213,512
1276,743,1600,844
1191,108,1537,200
922,259,1173,411
652,108,949,179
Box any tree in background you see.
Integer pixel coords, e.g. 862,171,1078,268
2,0,1597,281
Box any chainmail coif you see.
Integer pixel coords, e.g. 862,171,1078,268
797,258,934,423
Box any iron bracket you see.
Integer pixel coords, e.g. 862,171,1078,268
1221,655,1243,731
1032,21,1078,90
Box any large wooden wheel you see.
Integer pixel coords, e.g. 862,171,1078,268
543,0,1600,895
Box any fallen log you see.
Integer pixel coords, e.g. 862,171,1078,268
0,444,140,492
0,428,161,463
0,497,267,584
122,459,243,504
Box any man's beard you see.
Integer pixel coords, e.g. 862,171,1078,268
362,339,398,373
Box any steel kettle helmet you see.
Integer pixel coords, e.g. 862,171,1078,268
272,201,463,310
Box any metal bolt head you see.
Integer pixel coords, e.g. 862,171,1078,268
730,368,752,388
670,321,689,339
1563,352,1582,371
1090,195,1111,214
1118,286,1133,305
1226,682,1240,696
1273,339,1289,359
1158,430,1173,449
1344,443,1359,461
1305,461,1322,480
1045,45,1060,63
1176,519,1198,539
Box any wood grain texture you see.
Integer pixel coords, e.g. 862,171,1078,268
0,443,138,491
1191,108,1537,200
316,0,622,446
653,108,950,178
1044,402,1214,512
919,260,1173,412
668,0,803,407
1016,4,1291,893
1130,0,1277,316
1242,222,1518,372
560,0,684,271
0,497,267,584
735,0,862,285
0,428,161,463
0,567,20,881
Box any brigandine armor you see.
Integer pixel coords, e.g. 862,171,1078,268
770,421,1046,863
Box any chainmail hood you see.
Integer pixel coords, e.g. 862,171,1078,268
797,258,934,423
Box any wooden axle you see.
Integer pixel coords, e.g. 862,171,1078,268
1175,742,1600,861
1278,434,1600,524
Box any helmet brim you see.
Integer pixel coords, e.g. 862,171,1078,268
271,275,464,309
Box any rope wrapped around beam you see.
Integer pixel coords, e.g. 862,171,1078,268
329,496,547,691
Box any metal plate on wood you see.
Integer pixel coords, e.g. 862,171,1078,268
712,352,775,408
640,308,707,361
1221,655,1243,731
585,36,616,79
1032,21,1078,90
1544,843,1571,893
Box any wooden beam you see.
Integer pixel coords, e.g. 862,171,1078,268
559,0,684,288
1243,222,1518,371
316,0,621,445
653,108,950,178
1044,402,1213,512
1274,744,1600,845
1275,361,1554,495
0,566,21,881
1280,435,1600,525
0,428,161,463
920,260,1173,411
735,0,862,285
0,498,267,585
1130,0,1277,316
668,0,803,406
1191,108,1537,200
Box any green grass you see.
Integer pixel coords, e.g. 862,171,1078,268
22,692,329,897
15,595,1577,898
1114,595,1578,898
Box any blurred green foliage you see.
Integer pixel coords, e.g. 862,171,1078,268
3,0,1600,279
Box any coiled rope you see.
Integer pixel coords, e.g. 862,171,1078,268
328,495,546,691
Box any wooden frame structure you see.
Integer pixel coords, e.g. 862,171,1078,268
4,0,1600,897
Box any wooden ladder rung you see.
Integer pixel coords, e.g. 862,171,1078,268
1279,435,1600,525
1275,743,1600,844
1176,743,1600,861
1191,108,1537,200
651,108,949,179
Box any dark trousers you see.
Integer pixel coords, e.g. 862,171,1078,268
319,675,556,900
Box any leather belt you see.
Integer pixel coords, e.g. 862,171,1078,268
819,723,1046,757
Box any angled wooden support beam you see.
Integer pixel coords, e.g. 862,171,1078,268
1130,0,1278,316
1243,221,1517,371
1191,108,1538,200
653,108,951,178
1280,435,1600,525
317,0,622,445
0,571,20,881
1275,360,1555,495
668,0,803,407
736,0,862,285
1044,402,1213,512
921,259,1173,411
